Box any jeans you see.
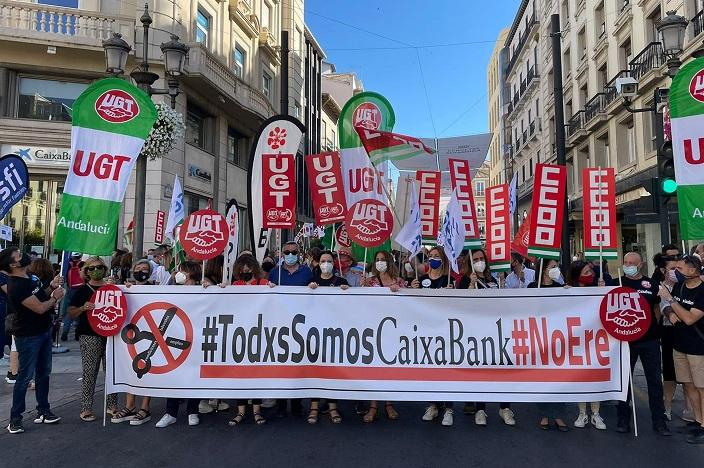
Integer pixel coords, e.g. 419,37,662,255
617,339,666,426
10,331,52,422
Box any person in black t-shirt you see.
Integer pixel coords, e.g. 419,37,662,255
306,251,347,425
68,256,118,422
457,249,498,290
616,252,670,436
527,259,565,289
1,247,65,434
658,255,704,444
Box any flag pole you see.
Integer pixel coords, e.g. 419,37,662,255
363,247,368,284
333,224,343,275
398,176,412,274
277,229,282,286
597,166,604,284
537,258,544,289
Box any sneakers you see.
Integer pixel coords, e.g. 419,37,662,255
422,405,439,421
198,400,214,414
574,412,588,428
664,410,672,421
5,371,17,384
591,413,607,430
499,408,516,426
687,427,704,444
441,409,454,427
216,401,229,411
33,411,61,424
155,414,177,428
475,410,487,426
681,407,696,423
6,421,24,434
188,414,200,426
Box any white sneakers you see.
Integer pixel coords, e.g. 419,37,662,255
422,405,439,421
441,409,454,427
499,408,516,426
475,410,487,426
574,412,606,429
188,414,200,426
155,414,177,428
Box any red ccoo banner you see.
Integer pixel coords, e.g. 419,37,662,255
154,210,165,244
527,163,567,260
262,153,296,229
416,171,441,241
582,167,617,260
448,158,481,248
486,184,511,272
511,212,532,260
305,152,347,225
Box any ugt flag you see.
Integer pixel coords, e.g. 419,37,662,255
54,78,157,255
355,127,436,166
394,180,422,257
441,188,467,273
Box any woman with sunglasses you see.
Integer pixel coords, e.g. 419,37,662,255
67,257,119,422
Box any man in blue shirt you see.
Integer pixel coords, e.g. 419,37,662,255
268,242,312,286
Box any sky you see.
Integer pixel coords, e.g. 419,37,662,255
305,0,521,139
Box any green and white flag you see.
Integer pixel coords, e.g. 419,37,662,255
670,58,704,240
54,78,157,255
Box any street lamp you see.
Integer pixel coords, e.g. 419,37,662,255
656,10,688,77
101,3,189,257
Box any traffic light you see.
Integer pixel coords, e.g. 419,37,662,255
658,141,677,199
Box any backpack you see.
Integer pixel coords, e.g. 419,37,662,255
67,261,84,289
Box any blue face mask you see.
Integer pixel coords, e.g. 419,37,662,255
429,258,442,270
675,270,687,283
284,253,298,266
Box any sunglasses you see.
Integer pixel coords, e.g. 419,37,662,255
85,265,106,272
283,250,299,255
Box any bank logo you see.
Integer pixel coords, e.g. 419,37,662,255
95,89,140,123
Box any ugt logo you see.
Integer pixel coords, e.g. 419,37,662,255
95,89,140,123
599,286,652,342
690,68,704,103
184,214,225,248
353,103,381,130
349,200,389,235
605,291,646,328
93,289,125,324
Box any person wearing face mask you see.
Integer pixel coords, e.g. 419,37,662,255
567,260,606,430
458,249,498,290
505,253,536,289
2,248,65,434
615,252,671,436
156,262,203,428
268,242,312,287
149,245,173,286
67,257,119,422
306,251,348,425
260,256,276,276
337,248,361,287
658,255,704,444
306,247,322,276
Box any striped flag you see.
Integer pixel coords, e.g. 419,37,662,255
354,126,435,166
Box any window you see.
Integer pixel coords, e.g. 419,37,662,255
619,38,632,70
331,130,336,150
293,100,301,118
262,71,272,98
262,2,272,30
233,45,246,79
237,206,250,252
295,27,303,56
227,127,249,168
475,180,485,197
643,105,656,154
595,2,606,38
476,202,486,218
196,8,209,46
185,191,209,215
17,77,87,121
186,103,208,150
617,118,636,167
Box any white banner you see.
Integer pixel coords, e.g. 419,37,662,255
106,286,629,402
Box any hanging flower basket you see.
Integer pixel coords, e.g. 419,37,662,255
142,102,185,161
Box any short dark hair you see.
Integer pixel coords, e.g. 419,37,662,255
0,247,19,273
682,254,703,272
662,244,679,255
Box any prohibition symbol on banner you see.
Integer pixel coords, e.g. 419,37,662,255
121,301,193,378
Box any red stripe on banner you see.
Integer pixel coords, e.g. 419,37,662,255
527,163,568,257
448,158,480,243
200,365,611,382
486,184,511,266
582,168,617,255
416,171,441,239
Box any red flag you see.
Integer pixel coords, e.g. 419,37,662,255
582,167,617,260
527,163,567,259
262,153,296,229
305,152,347,225
416,171,441,241
355,127,435,166
449,158,481,248
486,184,511,271
511,212,531,259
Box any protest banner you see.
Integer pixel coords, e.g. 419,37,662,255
582,168,617,260
416,171,441,241
179,209,228,261
527,163,568,260
223,204,239,284
262,153,296,229
449,158,481,248
106,286,629,402
486,184,511,272
306,151,347,225
154,210,165,244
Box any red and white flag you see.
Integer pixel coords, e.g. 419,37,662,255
527,163,568,260
416,171,441,241
262,153,296,229
355,127,435,166
582,168,617,260
486,184,511,272
448,158,481,248
305,151,347,225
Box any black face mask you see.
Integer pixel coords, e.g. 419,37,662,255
262,262,275,273
241,272,253,282
18,253,32,268
133,271,150,283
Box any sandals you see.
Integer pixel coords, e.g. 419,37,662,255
228,412,245,426
80,411,96,422
307,408,319,425
253,412,266,425
130,409,151,426
385,403,399,420
539,418,550,430
363,406,378,423
329,408,342,424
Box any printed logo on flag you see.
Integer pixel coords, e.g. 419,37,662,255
179,209,229,260
353,102,382,130
689,68,704,103
346,199,393,247
88,284,127,337
336,223,351,248
95,89,140,123
599,287,652,342
267,127,287,150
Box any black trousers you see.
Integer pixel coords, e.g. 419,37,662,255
166,398,199,417
476,402,510,411
236,399,262,406
277,399,302,413
617,339,666,426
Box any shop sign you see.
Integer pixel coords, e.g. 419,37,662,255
188,164,212,183
0,145,71,167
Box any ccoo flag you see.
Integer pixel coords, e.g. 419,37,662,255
54,78,157,255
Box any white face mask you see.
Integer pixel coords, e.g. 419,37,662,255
174,271,187,285
404,262,414,274
548,267,561,281
375,261,388,273
320,261,333,274
473,260,486,273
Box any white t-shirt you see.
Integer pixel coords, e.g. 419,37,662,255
505,267,536,289
149,265,172,285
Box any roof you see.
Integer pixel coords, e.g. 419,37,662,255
304,24,326,59
504,0,530,47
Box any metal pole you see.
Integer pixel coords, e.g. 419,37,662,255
551,14,570,270
653,87,670,246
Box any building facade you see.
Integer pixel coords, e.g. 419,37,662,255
488,28,510,188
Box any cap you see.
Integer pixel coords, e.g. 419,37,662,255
338,247,352,256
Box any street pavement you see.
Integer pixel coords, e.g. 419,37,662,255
1,340,702,468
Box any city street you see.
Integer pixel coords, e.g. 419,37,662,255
1,341,701,468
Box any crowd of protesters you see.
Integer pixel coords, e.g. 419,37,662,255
2,240,704,444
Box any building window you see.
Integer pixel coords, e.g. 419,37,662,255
196,8,210,46
233,45,245,79
476,202,486,218
262,71,272,98
227,127,249,168
262,1,272,30
17,77,87,121
293,100,301,119
475,180,485,197
186,103,208,151
331,130,336,150
185,191,209,215
643,105,656,154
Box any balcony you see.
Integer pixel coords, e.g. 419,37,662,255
566,110,587,143
505,11,538,76
691,9,704,41
629,42,664,83
603,69,630,113
259,27,280,64
184,43,275,121
583,93,608,130
228,0,259,38
507,66,539,119
0,0,134,50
